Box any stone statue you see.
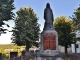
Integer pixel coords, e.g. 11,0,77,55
44,3,54,30
40,3,59,58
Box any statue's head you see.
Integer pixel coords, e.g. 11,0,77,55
46,3,50,8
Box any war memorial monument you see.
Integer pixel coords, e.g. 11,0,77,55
40,3,60,60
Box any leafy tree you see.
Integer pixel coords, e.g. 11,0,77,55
0,0,15,35
11,7,40,51
70,5,80,53
70,5,80,30
54,16,74,54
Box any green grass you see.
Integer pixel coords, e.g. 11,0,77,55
3,57,8,60
2,54,8,60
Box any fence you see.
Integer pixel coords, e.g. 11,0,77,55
9,53,80,60
61,53,80,60
9,56,30,60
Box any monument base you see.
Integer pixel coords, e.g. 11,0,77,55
40,29,59,56
40,49,59,56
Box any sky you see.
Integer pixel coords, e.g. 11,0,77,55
0,0,80,44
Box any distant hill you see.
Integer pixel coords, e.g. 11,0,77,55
0,43,25,49
0,43,16,49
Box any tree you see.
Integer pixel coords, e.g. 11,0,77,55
11,7,40,51
70,4,80,53
0,0,15,35
54,16,74,54
70,5,80,30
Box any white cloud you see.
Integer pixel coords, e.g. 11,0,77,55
0,32,13,44
0,27,13,44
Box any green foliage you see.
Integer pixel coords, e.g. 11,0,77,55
54,16,74,53
70,5,80,30
0,0,15,35
2,54,8,60
11,7,40,50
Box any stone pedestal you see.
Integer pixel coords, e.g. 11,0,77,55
40,29,59,56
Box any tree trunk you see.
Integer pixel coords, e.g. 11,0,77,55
65,45,68,54
26,41,30,51
64,45,68,60
74,41,76,54
25,41,30,56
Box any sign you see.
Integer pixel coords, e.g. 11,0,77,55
44,33,56,50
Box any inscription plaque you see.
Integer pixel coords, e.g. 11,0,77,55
44,33,56,50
